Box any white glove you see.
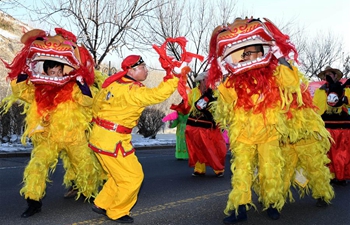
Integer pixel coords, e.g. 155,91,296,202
271,42,283,59
76,75,84,85
173,62,188,75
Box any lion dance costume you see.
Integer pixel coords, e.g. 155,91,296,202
206,17,334,224
1,28,105,217
313,67,350,183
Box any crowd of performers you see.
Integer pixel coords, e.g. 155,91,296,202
0,16,349,224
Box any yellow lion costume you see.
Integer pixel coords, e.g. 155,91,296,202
206,17,334,224
1,28,105,218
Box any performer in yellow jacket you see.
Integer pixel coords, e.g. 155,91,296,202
89,55,181,223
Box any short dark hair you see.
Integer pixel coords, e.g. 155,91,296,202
43,60,64,74
254,44,264,55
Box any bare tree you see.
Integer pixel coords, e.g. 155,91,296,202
297,31,344,79
1,0,348,80
343,55,350,78
0,0,22,10
21,0,160,68
142,0,239,87
137,107,165,138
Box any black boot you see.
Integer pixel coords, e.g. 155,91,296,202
64,181,79,199
267,204,280,220
21,199,42,218
330,179,347,186
223,205,247,224
316,198,328,207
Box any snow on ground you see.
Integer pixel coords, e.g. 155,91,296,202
0,131,176,153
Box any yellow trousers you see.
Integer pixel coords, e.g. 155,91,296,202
20,139,103,201
225,139,285,214
194,161,224,175
282,136,334,203
94,151,144,220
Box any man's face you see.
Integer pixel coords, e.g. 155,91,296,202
47,66,63,77
325,72,337,82
241,46,263,61
128,63,148,81
199,77,207,92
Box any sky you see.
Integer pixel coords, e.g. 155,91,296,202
239,0,350,53
2,0,350,66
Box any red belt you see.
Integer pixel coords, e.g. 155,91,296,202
92,117,132,134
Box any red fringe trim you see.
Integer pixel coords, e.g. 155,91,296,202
35,82,74,115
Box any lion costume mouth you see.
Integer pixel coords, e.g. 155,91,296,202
215,18,275,75
207,17,298,87
21,29,82,86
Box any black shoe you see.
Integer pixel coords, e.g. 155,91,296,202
192,172,205,177
223,205,247,224
115,215,134,223
92,204,106,216
316,198,328,207
330,179,347,186
267,205,280,220
216,172,224,178
64,186,78,199
21,199,42,218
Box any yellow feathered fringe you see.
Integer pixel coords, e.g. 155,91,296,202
213,65,334,215
1,70,108,201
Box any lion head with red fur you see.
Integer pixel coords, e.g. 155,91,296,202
3,28,95,87
207,17,299,88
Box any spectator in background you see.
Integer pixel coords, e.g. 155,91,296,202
185,72,227,177
163,100,190,160
313,66,350,186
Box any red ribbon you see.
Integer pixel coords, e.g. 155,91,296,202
153,37,204,109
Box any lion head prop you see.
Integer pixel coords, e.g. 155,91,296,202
3,28,95,86
207,17,299,87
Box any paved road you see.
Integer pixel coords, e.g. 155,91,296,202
0,147,349,225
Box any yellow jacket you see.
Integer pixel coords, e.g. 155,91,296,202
89,76,179,157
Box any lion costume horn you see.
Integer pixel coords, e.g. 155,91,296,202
2,29,47,80
263,18,299,64
207,25,224,88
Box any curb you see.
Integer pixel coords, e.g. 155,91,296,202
0,144,176,158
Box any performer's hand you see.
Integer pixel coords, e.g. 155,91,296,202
172,62,188,76
76,75,92,97
16,73,28,83
271,41,283,59
76,75,85,85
